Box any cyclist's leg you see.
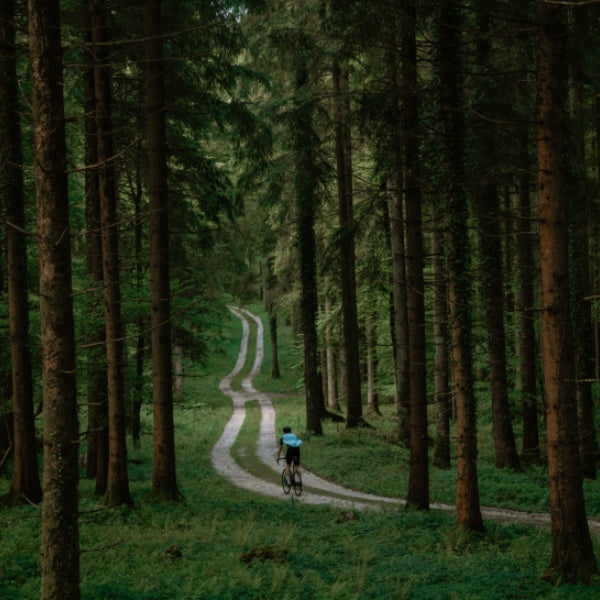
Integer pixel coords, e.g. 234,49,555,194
284,451,292,483
291,448,301,480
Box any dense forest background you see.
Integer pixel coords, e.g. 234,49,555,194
1,0,600,596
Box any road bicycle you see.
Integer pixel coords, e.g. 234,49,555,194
276,457,302,496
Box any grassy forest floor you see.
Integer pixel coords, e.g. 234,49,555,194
1,303,599,599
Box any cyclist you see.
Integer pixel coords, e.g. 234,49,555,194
276,426,302,486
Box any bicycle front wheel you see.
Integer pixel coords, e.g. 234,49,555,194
282,469,291,494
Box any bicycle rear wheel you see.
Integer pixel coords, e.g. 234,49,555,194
281,469,291,494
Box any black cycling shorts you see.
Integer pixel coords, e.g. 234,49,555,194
285,446,300,466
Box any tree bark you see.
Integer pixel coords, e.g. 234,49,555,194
269,313,281,378
292,49,324,435
91,0,133,508
567,7,597,480
537,0,597,583
382,18,410,445
82,3,108,493
437,0,483,532
333,59,363,428
28,0,80,595
1,0,42,506
471,7,520,471
173,345,184,402
365,312,380,415
431,207,451,469
514,142,540,465
132,148,145,448
324,296,340,412
403,0,429,510
146,0,180,499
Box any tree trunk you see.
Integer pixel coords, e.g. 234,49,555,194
263,257,281,378
567,7,597,480
292,50,324,435
132,147,145,449
365,312,380,415
324,296,340,412
82,4,108,493
471,7,520,471
173,345,184,402
146,0,180,500
1,0,42,505
28,0,80,596
537,0,597,583
269,313,281,378
332,60,363,428
431,207,451,469
403,0,429,510
514,137,540,465
437,0,483,532
383,19,410,445
91,0,133,508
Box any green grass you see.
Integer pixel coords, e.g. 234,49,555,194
1,305,600,599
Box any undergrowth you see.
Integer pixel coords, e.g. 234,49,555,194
0,304,599,599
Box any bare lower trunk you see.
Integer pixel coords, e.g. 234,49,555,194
324,296,340,412
173,345,184,402
333,60,362,428
146,0,179,499
437,0,483,531
1,0,41,505
537,0,597,582
92,0,132,508
403,0,429,510
29,0,80,595
365,312,380,415
293,51,324,434
431,208,450,470
515,135,540,465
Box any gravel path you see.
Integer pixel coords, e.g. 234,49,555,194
211,307,600,534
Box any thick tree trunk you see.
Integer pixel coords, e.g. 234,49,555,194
437,0,483,532
292,53,324,435
537,1,597,583
1,0,42,505
333,60,363,428
146,0,180,499
91,0,132,508
28,0,80,596
403,0,429,510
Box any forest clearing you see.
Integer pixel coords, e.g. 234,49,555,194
1,0,600,598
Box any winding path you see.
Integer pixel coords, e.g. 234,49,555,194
211,307,600,534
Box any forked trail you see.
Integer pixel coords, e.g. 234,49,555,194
211,307,600,533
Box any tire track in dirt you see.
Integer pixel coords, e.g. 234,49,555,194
212,307,600,535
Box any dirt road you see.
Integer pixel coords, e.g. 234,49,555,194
211,307,600,534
